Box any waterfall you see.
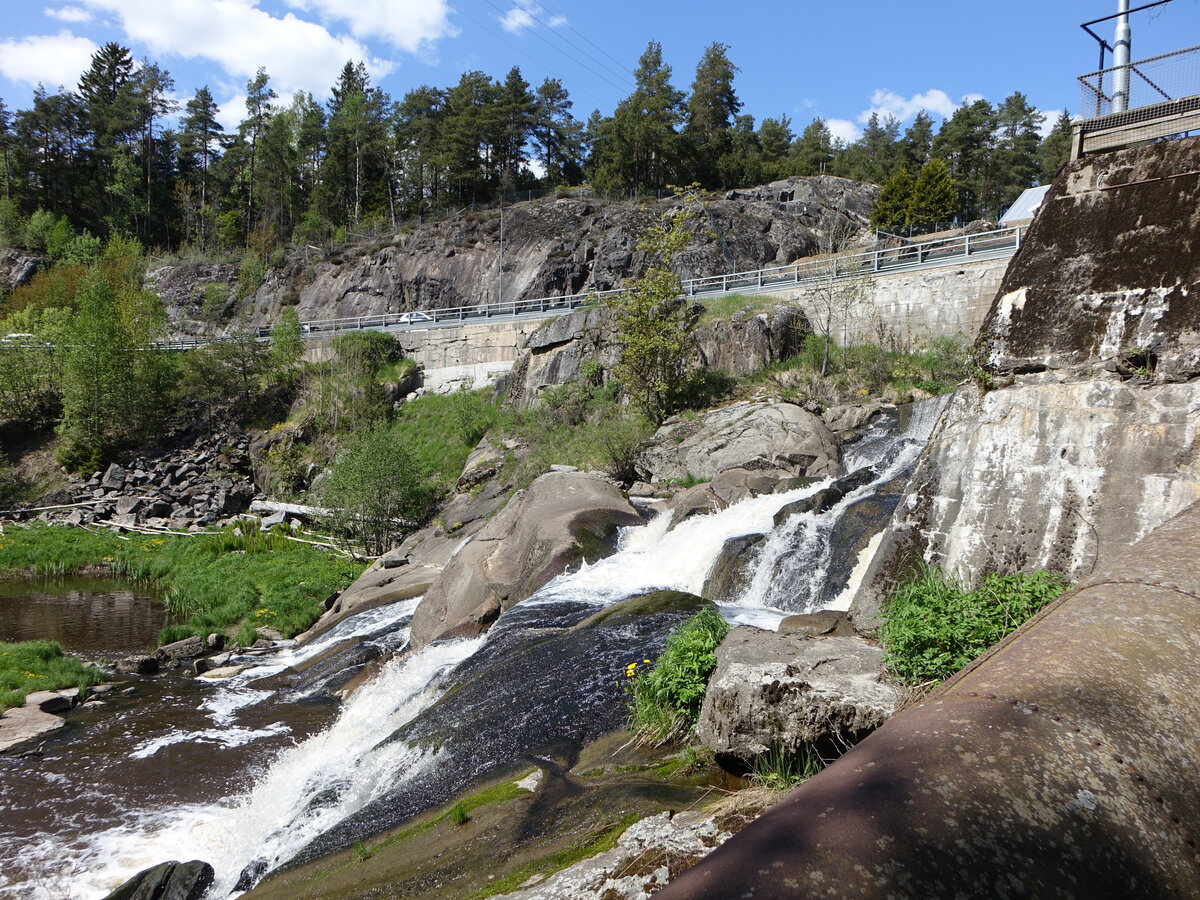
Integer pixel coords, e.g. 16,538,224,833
2,398,948,899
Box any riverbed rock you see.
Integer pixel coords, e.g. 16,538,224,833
0,703,67,753
100,858,214,900
499,810,734,900
155,636,207,663
641,401,842,485
24,689,76,714
701,533,767,603
658,467,812,532
697,627,899,765
410,471,644,647
771,465,877,527
116,655,160,675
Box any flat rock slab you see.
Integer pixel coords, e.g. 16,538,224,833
0,704,66,753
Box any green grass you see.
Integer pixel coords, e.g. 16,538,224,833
0,525,366,646
627,606,730,746
750,743,823,790
881,564,1069,684
390,390,501,486
0,639,103,710
697,292,775,324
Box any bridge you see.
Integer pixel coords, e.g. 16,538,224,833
152,225,1022,350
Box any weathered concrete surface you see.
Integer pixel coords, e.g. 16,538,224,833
696,628,899,765
303,318,544,371
762,254,1009,343
659,501,1200,899
980,138,1200,379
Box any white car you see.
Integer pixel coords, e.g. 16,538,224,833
396,311,433,325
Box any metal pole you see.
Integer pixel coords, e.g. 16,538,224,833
1113,0,1132,112
498,204,504,308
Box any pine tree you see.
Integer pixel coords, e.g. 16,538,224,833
684,42,741,187
241,68,277,230
899,111,934,174
592,41,685,192
179,86,223,211
494,67,536,194
871,168,915,232
1038,110,1073,183
993,92,1044,212
932,99,996,220
532,78,583,186
908,158,958,227
791,118,833,176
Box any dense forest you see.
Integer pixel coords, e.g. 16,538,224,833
0,40,1073,256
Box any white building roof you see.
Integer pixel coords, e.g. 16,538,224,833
1000,185,1051,225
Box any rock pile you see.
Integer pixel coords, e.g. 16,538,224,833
43,432,259,531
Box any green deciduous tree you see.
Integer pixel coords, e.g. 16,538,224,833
56,237,170,470
605,188,705,423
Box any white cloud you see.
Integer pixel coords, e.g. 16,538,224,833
857,88,991,125
826,118,861,143
0,30,99,89
285,0,456,55
46,5,94,23
499,0,563,33
501,1,537,33
73,0,395,98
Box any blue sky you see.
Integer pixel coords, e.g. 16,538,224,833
2,0,1199,140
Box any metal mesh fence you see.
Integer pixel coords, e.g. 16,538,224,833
1079,43,1200,120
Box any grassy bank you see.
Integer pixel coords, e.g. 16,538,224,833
0,639,104,710
0,525,365,646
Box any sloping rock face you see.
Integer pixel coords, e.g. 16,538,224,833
409,471,643,647
981,138,1200,379
0,249,42,298
849,136,1200,631
145,262,237,333
189,177,876,331
697,627,899,764
642,401,842,484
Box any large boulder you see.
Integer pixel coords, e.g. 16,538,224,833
659,467,814,532
697,627,899,765
692,305,810,377
410,472,644,647
101,859,214,900
642,401,842,484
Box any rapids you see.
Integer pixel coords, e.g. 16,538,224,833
0,398,944,899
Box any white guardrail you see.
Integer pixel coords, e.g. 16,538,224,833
16,226,1023,352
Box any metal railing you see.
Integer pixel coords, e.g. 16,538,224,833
1079,43,1200,119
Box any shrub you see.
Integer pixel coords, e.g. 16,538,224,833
627,606,730,745
881,565,1069,684
321,422,435,555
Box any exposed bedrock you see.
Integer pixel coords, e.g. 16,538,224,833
409,471,643,648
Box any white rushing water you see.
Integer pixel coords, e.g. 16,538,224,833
9,398,948,898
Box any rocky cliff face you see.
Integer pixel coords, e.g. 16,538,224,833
849,136,1200,630
154,177,874,333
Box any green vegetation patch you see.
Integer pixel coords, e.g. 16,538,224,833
0,639,103,711
627,606,730,746
0,525,365,646
464,813,641,900
881,564,1069,684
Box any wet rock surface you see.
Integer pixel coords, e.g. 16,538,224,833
100,858,214,900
